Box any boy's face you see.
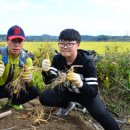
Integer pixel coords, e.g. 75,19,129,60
7,38,24,57
58,40,80,58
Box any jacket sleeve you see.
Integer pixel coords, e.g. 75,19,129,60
42,67,58,84
25,57,33,67
79,59,98,97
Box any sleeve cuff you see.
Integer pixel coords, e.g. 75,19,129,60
27,78,34,87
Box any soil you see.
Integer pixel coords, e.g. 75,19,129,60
0,98,129,130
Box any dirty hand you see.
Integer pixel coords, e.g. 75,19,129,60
42,59,51,72
67,72,83,88
22,67,32,83
0,61,5,77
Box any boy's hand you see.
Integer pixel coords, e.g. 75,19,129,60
22,67,32,83
67,72,83,88
42,59,51,72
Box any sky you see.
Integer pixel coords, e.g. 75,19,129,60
1,0,130,36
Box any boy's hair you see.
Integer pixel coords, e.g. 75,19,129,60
59,29,81,42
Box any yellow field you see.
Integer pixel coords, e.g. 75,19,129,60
1,41,130,54
80,42,130,54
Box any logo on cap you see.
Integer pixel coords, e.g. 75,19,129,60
14,27,21,34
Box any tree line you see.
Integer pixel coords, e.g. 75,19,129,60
0,34,130,42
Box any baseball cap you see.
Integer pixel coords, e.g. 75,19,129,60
7,25,25,40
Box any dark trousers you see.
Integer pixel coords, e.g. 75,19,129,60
0,85,39,105
39,87,120,130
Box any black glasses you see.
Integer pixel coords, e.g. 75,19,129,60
10,39,23,44
58,41,77,48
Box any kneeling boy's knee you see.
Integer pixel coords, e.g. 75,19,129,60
39,93,50,106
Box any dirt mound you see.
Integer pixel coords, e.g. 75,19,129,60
0,98,129,130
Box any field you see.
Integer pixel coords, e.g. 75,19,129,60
22,41,130,54
0,41,130,54
0,41,130,130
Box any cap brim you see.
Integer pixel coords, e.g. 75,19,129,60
8,36,25,40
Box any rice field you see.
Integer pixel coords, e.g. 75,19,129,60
80,42,130,54
1,41,130,54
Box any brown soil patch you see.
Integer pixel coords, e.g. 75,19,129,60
0,98,129,130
